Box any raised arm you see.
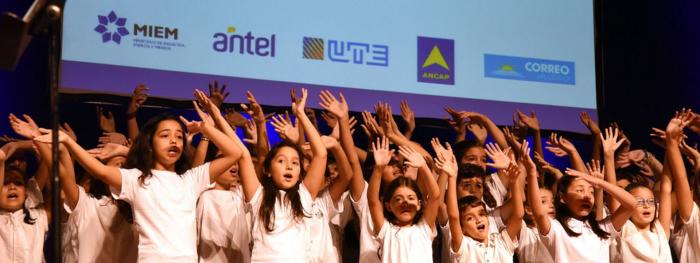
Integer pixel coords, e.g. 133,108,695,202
228,117,259,202
484,142,515,190
191,137,209,167
242,91,269,176
8,114,50,188
580,112,602,161
399,145,441,230
270,113,300,145
322,136,354,203
432,138,453,227
33,138,79,209
665,109,696,221
565,168,637,231
518,110,543,158
433,140,458,225
444,145,465,252
522,140,551,234
547,133,586,172
368,137,393,235
294,89,328,199
35,128,122,188
445,107,467,144
319,91,366,200
399,100,416,140
378,103,431,159
460,111,508,149
658,154,672,239
126,84,148,141
189,93,242,182
503,163,524,241
601,127,626,213
584,160,606,221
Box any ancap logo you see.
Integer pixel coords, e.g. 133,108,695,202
94,11,129,44
417,36,454,85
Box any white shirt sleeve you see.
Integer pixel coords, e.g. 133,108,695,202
541,217,562,249
64,186,88,225
332,192,354,229
499,228,518,253
25,177,44,209
376,219,391,240
418,219,438,240
599,216,622,239
487,172,508,206
247,186,264,217
184,162,211,196
114,168,142,203
489,207,506,231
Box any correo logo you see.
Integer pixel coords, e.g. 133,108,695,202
94,11,129,44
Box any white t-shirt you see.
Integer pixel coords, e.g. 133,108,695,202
440,211,506,262
612,220,671,263
376,219,436,263
486,172,508,209
0,201,48,262
308,189,343,263
670,203,700,263
248,184,314,263
329,191,354,262
541,217,619,263
518,224,553,263
351,182,381,263
451,229,518,263
196,187,250,263
63,186,138,263
114,163,211,262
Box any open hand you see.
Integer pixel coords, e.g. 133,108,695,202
9,113,41,139
372,136,394,166
127,84,149,117
207,80,229,107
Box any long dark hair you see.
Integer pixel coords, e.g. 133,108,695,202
382,176,425,225
625,183,657,232
555,175,609,239
124,113,192,186
259,141,309,232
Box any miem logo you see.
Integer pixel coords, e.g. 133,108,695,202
484,54,575,85
212,26,276,57
94,11,129,44
417,36,454,85
93,11,183,50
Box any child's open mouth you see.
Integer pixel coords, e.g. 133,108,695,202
477,224,486,232
7,193,18,200
167,146,181,157
283,173,293,182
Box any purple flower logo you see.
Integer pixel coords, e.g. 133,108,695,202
94,11,129,44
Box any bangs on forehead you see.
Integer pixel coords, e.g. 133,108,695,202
3,170,27,185
275,146,301,160
157,120,184,132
